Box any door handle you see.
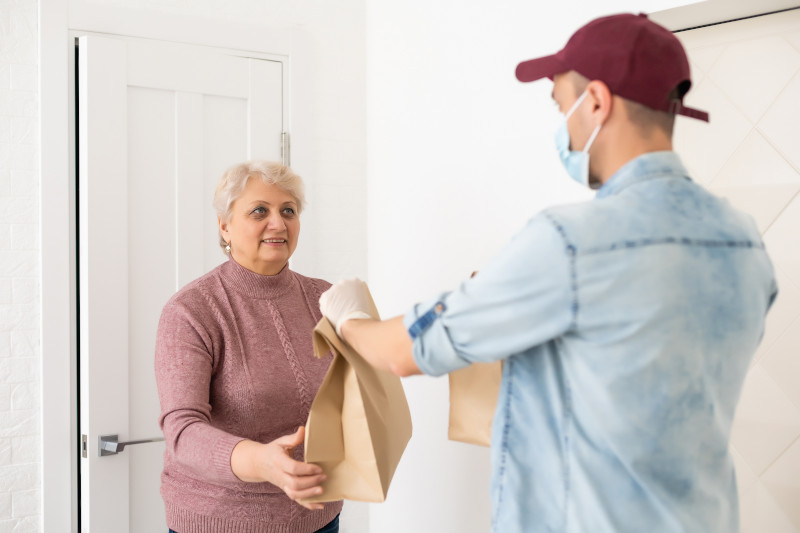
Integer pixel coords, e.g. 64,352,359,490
98,434,165,456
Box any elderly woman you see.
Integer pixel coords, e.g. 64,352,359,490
155,161,342,533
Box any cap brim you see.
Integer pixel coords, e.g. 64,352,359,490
515,54,567,83
677,105,709,122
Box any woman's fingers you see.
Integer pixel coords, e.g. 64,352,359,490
265,427,328,510
283,471,327,492
282,468,326,510
277,450,323,476
295,498,326,511
284,481,325,501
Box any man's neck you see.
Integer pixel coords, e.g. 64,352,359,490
593,131,673,186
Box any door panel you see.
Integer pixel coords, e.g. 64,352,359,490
201,95,249,273
126,87,175,531
78,34,284,532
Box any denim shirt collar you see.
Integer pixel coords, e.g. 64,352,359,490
596,151,691,199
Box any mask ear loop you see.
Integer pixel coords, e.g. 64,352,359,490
582,123,602,154
566,89,601,153
565,90,590,120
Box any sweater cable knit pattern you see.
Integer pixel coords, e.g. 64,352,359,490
267,299,313,415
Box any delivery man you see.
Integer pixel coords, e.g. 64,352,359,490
319,13,777,533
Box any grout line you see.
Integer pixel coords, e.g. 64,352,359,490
730,444,760,488
754,72,800,177
757,187,800,236
674,6,800,33
755,431,800,478
758,315,800,416
694,77,754,189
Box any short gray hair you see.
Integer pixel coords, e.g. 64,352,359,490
213,160,305,252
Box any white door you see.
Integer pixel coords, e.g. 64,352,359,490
77,34,284,531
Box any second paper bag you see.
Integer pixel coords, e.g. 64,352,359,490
448,361,503,447
303,285,412,503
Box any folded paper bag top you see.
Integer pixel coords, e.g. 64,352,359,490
302,283,412,503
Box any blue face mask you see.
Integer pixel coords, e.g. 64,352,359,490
555,90,602,187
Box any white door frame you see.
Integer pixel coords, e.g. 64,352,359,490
40,1,308,529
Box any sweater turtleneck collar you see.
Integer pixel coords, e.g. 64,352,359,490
220,257,295,299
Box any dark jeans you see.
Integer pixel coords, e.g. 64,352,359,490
315,514,340,533
169,513,339,533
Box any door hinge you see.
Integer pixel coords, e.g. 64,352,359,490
82,434,88,458
281,132,290,167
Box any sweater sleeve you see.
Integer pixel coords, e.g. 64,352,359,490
155,298,244,485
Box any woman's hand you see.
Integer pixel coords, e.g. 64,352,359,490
231,426,327,510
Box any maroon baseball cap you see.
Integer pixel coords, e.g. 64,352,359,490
516,13,709,122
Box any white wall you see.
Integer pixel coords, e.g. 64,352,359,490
364,1,703,531
0,0,41,529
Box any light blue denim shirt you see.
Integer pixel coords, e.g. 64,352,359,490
404,152,777,533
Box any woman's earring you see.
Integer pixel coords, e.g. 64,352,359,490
225,243,231,254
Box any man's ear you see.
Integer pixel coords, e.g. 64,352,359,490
586,80,613,125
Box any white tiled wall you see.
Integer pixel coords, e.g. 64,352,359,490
0,0,42,531
675,9,800,532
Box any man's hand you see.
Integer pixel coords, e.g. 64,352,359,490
320,279,421,377
319,278,376,337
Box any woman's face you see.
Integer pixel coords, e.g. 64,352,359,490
219,178,300,276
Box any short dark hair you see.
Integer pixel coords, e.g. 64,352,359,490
569,71,681,138
625,81,689,138
622,97,676,138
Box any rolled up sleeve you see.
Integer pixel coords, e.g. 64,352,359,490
405,214,574,376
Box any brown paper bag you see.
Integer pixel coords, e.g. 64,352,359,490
303,285,412,503
448,361,503,447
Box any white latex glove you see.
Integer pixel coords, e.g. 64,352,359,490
319,278,376,337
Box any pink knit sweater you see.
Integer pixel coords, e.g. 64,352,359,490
155,258,342,533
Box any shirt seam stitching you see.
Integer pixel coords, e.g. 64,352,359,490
493,357,514,532
581,237,765,255
560,344,573,532
543,212,579,331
